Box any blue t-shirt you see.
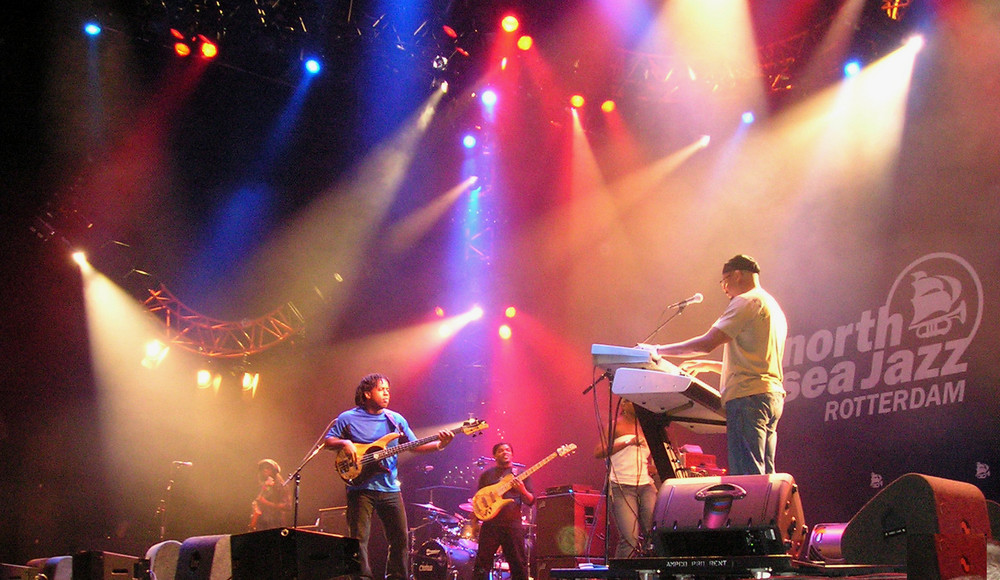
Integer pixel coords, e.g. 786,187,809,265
327,407,418,492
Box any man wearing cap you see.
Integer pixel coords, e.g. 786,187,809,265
640,254,787,475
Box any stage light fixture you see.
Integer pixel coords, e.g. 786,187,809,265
501,15,519,33
698,135,711,147
72,250,88,266
481,90,497,106
741,111,755,124
304,58,321,74
498,324,512,340
517,36,533,51
142,340,171,369
600,100,616,113
84,22,101,36
242,372,260,395
470,305,484,320
443,25,458,39
432,55,448,70
462,134,477,149
505,306,517,318
198,35,218,58
570,94,585,108
844,60,862,77
196,369,222,391
434,306,445,317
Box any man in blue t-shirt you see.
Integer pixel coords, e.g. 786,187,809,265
641,254,787,475
325,373,454,580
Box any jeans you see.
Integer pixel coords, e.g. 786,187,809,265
346,489,409,580
609,482,657,558
474,520,529,580
724,392,784,475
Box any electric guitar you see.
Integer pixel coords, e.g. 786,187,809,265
472,443,577,521
248,500,261,531
334,417,488,486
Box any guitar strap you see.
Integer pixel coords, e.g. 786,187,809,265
383,412,405,442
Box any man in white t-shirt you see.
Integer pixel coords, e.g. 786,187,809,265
640,254,787,475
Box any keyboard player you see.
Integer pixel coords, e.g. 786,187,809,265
638,254,787,476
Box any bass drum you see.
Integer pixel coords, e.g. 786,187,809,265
412,539,475,580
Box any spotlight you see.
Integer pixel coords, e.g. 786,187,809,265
470,305,485,320
198,35,218,59
517,36,533,51
505,306,517,318
600,100,616,113
698,135,711,147
304,58,322,74
741,111,755,124
500,15,519,33
442,25,458,39
843,60,862,78
432,55,449,70
462,134,477,149
905,35,925,51
498,324,512,340
174,42,192,57
196,369,221,391
71,250,88,266
570,94,585,108
84,22,101,36
142,340,170,369
242,372,260,394
481,90,497,106
434,306,445,317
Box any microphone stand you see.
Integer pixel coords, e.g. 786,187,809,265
640,303,687,345
284,419,336,529
595,303,687,559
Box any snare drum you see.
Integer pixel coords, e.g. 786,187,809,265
412,539,475,580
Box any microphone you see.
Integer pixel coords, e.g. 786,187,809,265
172,461,193,467
667,293,703,309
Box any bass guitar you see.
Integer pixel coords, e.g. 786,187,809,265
248,500,261,531
472,443,577,521
335,417,487,486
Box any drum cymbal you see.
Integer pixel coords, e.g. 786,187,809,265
411,502,449,515
458,502,473,512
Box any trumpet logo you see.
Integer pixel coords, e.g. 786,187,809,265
908,271,967,339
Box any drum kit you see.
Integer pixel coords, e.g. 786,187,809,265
410,501,478,580
410,500,533,580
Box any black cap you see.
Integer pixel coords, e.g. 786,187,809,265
722,254,760,274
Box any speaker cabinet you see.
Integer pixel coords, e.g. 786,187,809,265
651,473,808,558
317,506,348,536
70,551,139,580
841,473,989,578
176,535,231,580
535,493,608,558
230,527,361,580
1,564,40,580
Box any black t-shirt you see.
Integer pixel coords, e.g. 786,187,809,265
477,465,534,526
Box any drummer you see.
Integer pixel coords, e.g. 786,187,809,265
472,442,534,580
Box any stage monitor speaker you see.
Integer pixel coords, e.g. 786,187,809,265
651,473,808,558
230,527,361,580
841,473,990,571
71,551,140,580
26,556,71,580
176,535,231,580
1,564,41,580
534,493,609,558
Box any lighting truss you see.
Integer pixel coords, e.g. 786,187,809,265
144,284,304,358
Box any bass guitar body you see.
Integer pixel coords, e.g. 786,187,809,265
335,432,401,486
472,475,517,521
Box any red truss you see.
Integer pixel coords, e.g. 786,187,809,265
143,284,304,358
